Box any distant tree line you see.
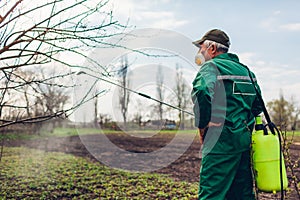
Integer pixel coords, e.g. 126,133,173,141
267,92,300,131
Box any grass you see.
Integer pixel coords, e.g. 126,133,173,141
0,129,299,199
1,126,300,143
0,127,197,140
0,147,198,199
51,128,197,137
284,131,300,143
285,130,300,136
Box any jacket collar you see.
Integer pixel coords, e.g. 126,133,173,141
214,53,239,62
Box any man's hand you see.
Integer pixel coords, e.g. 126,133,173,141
198,122,222,144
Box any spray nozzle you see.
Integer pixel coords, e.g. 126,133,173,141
255,116,263,125
255,116,268,135
255,116,264,130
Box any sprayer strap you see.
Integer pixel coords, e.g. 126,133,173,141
242,64,276,135
213,57,275,134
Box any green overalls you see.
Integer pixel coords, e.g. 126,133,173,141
191,53,263,199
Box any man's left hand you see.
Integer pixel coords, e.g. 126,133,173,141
198,122,222,144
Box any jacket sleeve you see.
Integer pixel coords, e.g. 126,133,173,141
250,73,264,116
191,63,218,129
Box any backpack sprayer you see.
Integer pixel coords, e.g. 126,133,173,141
79,68,288,199
252,116,288,194
245,65,288,200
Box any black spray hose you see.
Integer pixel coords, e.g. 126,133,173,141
273,124,284,200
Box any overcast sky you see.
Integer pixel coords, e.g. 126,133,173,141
107,0,300,104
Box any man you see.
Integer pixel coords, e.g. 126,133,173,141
191,29,263,199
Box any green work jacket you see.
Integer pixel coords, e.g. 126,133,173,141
192,53,263,154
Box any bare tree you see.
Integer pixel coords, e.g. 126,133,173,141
118,55,130,129
11,69,35,118
174,64,190,129
33,68,70,116
94,91,99,128
267,91,299,130
289,96,300,131
156,64,164,123
0,0,128,128
99,113,112,129
132,99,145,129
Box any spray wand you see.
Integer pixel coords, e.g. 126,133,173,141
76,71,194,117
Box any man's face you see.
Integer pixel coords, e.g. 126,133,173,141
198,44,212,61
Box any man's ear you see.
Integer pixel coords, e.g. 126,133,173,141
210,44,219,57
211,44,217,53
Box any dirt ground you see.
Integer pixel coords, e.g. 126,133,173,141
3,132,300,199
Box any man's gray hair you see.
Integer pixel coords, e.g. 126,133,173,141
203,40,229,53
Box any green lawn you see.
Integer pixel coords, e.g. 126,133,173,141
0,147,198,199
1,127,300,145
51,128,197,137
0,128,197,140
2,127,300,143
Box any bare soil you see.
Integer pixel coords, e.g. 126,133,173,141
3,132,300,199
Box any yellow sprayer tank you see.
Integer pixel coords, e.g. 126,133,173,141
252,116,288,193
